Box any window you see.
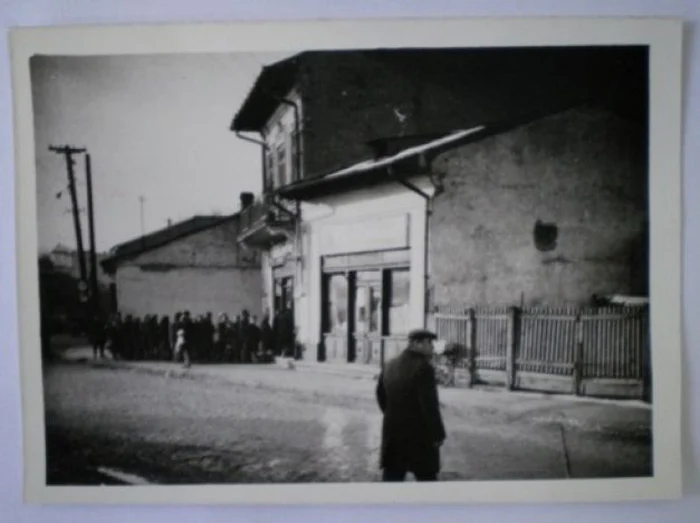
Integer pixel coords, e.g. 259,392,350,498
276,141,287,188
327,274,348,335
265,148,274,191
388,269,410,335
290,129,302,181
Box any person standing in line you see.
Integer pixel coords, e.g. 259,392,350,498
239,310,252,363
203,312,215,363
260,312,274,362
171,312,182,361
180,310,193,367
231,314,242,363
249,315,262,362
375,329,446,482
159,315,171,361
214,313,228,362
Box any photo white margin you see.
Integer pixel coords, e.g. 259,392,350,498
10,16,683,505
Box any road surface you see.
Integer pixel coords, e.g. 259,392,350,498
43,361,652,484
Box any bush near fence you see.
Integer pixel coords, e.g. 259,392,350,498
429,304,651,401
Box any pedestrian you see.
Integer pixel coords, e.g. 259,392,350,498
215,313,229,362
107,312,123,359
90,311,107,359
261,312,274,361
173,326,190,368
375,328,446,482
180,310,193,366
203,312,214,363
248,315,262,362
231,314,242,363
159,315,171,360
171,312,182,358
239,310,252,363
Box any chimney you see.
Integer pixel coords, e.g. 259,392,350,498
240,192,254,209
167,219,172,227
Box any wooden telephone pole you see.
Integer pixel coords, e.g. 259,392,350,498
85,153,100,316
49,145,88,289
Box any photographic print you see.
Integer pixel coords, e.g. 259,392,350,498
11,18,682,504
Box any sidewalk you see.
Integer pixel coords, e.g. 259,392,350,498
57,346,651,414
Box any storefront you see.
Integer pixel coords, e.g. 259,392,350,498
320,248,411,365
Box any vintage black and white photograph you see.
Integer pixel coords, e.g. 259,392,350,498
12,18,683,505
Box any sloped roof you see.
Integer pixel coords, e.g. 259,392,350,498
277,126,489,200
101,215,237,274
231,52,305,131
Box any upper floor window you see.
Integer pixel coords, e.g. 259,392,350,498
290,129,303,182
264,148,274,192
276,141,287,188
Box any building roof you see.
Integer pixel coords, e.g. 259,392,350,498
277,125,489,200
101,215,237,274
231,46,648,136
231,53,305,132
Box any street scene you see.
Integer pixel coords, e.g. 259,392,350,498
45,348,651,485
32,46,652,485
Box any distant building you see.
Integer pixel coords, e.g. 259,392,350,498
101,202,262,318
47,243,111,287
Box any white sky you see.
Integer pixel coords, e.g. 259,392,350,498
32,52,292,253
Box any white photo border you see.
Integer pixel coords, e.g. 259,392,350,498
10,17,683,505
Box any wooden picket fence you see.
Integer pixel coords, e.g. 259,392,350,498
430,304,651,400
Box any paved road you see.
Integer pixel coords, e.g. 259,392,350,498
43,361,652,484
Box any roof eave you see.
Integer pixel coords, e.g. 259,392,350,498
229,54,304,133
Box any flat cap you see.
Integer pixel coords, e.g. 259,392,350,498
408,328,438,341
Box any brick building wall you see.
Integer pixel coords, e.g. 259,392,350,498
429,106,648,307
296,47,646,180
112,219,262,318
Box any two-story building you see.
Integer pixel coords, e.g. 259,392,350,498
230,47,648,366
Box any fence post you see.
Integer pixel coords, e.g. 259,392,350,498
466,308,476,387
641,308,652,403
506,306,519,391
573,312,584,396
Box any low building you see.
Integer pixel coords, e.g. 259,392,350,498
47,243,111,286
101,205,262,319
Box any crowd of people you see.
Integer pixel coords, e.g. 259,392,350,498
91,308,296,366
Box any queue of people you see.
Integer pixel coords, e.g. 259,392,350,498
93,307,296,366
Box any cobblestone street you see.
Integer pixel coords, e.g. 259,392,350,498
43,358,652,485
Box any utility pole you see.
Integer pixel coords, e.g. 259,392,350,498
49,145,88,287
85,153,100,316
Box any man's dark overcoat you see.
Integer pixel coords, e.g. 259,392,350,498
376,349,446,476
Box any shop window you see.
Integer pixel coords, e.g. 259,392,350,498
327,274,348,335
388,269,410,335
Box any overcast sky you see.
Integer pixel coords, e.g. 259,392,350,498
32,52,291,253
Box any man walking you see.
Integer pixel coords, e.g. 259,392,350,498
375,329,446,482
